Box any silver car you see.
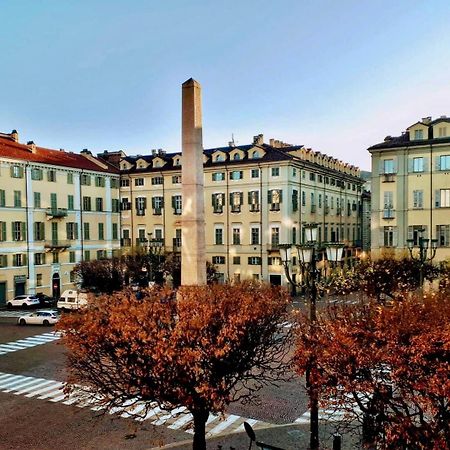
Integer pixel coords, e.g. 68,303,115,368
7,295,40,309
17,310,59,326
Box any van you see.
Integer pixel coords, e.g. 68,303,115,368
57,290,88,310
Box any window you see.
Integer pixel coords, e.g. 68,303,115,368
271,167,280,177
95,197,103,212
413,190,423,208
12,222,26,241
110,178,119,188
383,191,394,209
0,222,6,241
292,227,297,245
268,257,282,266
251,151,260,159
34,222,45,241
69,251,76,263
97,250,107,260
172,195,182,214
98,223,104,240
439,155,450,170
14,190,21,207
83,196,91,211
383,159,395,174
112,223,118,240
318,194,322,208
47,170,56,182
133,198,145,216
438,126,447,138
230,192,243,213
34,192,41,208
84,250,90,261
309,172,316,181
215,154,225,162
268,189,282,211
233,256,241,265
67,173,74,184
112,198,120,212
413,157,424,173
271,227,280,246
248,256,261,265
10,165,23,178
212,256,225,264
437,225,450,247
248,191,260,212
440,189,450,207
120,178,130,187
172,175,181,184
0,254,7,268
233,153,241,161
292,168,297,177
81,174,91,186
318,174,323,183
66,195,74,211
301,191,306,206
83,223,90,240
0,190,5,207
232,228,241,245
13,254,25,266
95,176,105,187
151,177,163,185
36,274,43,287
134,178,144,186
230,170,243,180
408,225,427,246
31,168,43,180
383,226,396,247
215,228,224,245
212,193,225,213
292,190,298,212
174,228,182,248
70,271,76,283
34,253,45,265
66,222,78,240
414,129,424,140
212,172,225,181
152,196,164,214
251,169,260,178
251,227,260,245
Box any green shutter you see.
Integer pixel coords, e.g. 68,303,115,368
1,222,6,241
268,190,272,204
172,196,176,209
279,190,283,203
239,192,243,205
50,193,57,210
75,223,79,239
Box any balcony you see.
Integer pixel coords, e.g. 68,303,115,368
136,238,147,246
44,240,70,251
382,174,396,183
213,206,224,214
310,204,317,213
231,205,241,213
249,204,260,212
121,238,131,247
120,202,131,211
172,238,182,252
153,208,162,215
270,203,280,212
383,209,395,219
136,208,146,216
173,208,182,215
46,208,68,219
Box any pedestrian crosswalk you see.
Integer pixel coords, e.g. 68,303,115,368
0,332,61,356
0,371,273,436
0,310,30,318
294,400,361,424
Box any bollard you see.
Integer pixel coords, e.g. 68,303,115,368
332,433,342,450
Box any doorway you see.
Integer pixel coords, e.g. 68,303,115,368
269,274,282,286
52,273,61,299
0,283,6,306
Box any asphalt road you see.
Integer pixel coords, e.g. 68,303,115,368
0,315,312,450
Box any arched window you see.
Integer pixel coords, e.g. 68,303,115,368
251,151,260,159
233,153,241,161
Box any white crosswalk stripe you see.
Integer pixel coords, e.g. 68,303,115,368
0,371,274,436
0,332,61,357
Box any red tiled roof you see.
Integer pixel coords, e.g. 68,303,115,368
0,137,119,174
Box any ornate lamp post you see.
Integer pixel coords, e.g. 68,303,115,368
406,228,437,287
147,233,165,283
278,223,345,450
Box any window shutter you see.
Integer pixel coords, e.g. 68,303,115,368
23,254,27,266
239,192,243,205
152,197,156,209
248,192,252,204
408,158,414,173
229,193,233,205
423,157,429,172
392,159,398,174
435,156,441,171
135,198,139,209
21,222,26,240
160,197,164,208
75,224,79,240
379,228,385,247
393,228,398,247
279,190,283,202
66,223,70,239
171,196,176,209
10,166,14,177
239,171,243,179
221,193,225,205
407,226,413,240
1,222,6,241
268,190,272,204
445,225,450,246
423,225,428,238
435,190,441,208
378,160,384,175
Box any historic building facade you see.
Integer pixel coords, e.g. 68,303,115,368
0,131,120,303
111,134,364,286
368,116,450,261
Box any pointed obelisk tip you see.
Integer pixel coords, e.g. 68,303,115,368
182,78,201,88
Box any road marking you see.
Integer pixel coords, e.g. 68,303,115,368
0,332,61,357
0,371,273,436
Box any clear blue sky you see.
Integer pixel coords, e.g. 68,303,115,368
1,0,449,170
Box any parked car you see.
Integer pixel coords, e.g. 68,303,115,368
7,295,40,309
57,290,88,311
17,310,59,326
35,293,57,308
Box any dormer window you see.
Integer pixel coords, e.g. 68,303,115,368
154,161,160,168
233,153,241,161
414,129,424,140
215,154,225,162
251,151,260,159
438,126,447,138
174,158,181,166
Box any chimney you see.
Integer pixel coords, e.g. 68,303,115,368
422,117,432,125
80,148,92,155
11,130,19,143
269,138,274,146
253,134,264,146
27,141,37,153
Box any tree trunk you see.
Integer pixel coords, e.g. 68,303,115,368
192,409,209,450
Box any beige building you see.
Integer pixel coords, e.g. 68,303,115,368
0,131,120,304
368,116,450,261
108,134,364,287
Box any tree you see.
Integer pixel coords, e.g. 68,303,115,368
294,293,450,449
73,258,124,294
57,282,292,449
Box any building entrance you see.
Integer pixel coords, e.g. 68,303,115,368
52,273,61,299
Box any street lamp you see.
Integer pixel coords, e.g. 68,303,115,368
147,233,165,283
406,228,438,287
278,224,345,450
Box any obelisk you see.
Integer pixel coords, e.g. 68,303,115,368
181,78,206,285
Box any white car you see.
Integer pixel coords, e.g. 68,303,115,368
17,310,59,326
7,295,40,309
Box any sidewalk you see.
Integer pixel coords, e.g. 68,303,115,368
150,422,362,450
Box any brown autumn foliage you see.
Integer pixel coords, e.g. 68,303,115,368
57,282,292,450
294,293,450,449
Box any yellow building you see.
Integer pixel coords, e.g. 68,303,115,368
368,116,450,261
0,131,120,304
109,134,364,287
